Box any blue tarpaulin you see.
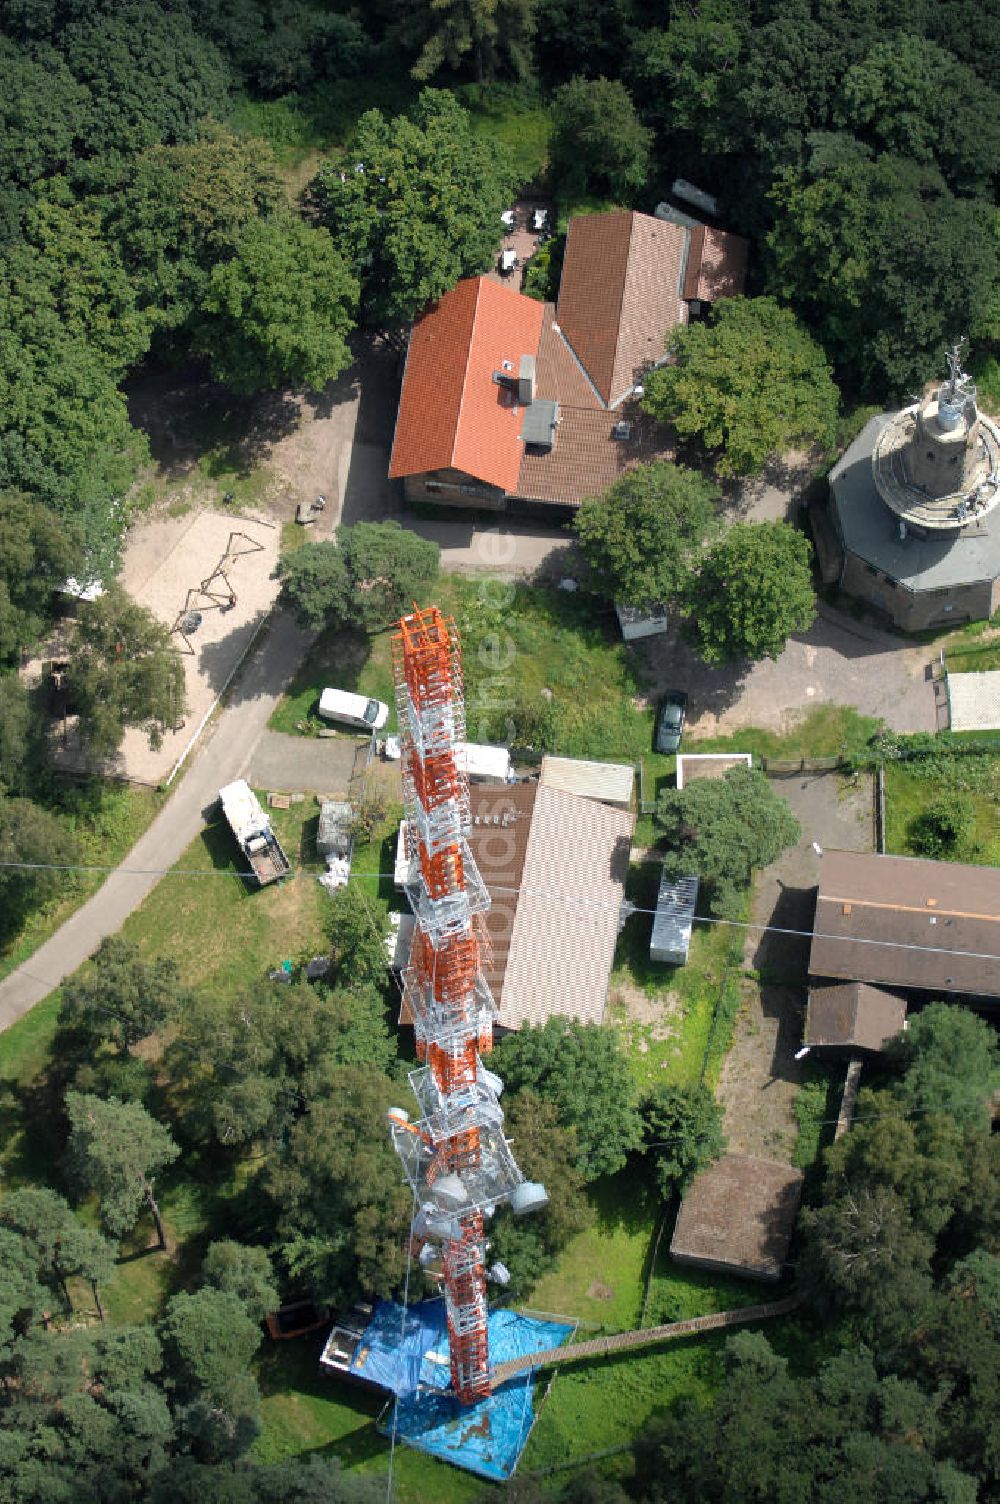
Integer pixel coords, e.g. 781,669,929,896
366,1300,573,1480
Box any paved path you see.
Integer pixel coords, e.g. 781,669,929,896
0,612,314,1030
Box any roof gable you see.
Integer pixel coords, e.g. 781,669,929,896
556,210,688,407
389,276,544,492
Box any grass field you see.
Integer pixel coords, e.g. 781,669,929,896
117,797,329,995
884,761,1000,865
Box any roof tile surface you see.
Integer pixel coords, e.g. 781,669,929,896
556,211,688,406
389,277,544,492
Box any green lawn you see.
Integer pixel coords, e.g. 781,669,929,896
457,82,552,183
118,798,329,996
608,861,743,1093
884,761,1000,865
684,704,883,765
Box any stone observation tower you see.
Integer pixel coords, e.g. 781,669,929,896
871,343,1000,535
823,343,1000,630
386,606,547,1405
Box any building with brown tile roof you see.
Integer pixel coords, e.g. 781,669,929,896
809,848,1000,1000
556,210,689,408
389,207,748,514
670,1155,804,1282
682,224,750,304
805,981,908,1054
397,781,634,1033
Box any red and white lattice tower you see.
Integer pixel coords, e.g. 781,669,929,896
386,606,546,1404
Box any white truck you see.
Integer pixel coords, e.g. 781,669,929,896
218,780,290,887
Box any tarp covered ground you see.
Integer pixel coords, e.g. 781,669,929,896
353,1299,572,1480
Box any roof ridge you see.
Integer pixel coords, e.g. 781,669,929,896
549,312,607,410
451,276,486,470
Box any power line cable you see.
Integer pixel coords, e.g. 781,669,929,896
3,857,1000,965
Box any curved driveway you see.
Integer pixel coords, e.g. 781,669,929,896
0,612,313,1031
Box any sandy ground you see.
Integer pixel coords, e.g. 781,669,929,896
54,511,281,785
715,771,873,1161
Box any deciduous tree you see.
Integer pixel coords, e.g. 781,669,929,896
0,794,78,941
573,463,718,610
549,76,651,200
654,766,800,918
641,298,839,478
491,1018,642,1180
640,1082,726,1198
198,216,358,394
682,522,816,666
310,89,518,331
0,495,80,665
66,585,186,762
337,521,440,631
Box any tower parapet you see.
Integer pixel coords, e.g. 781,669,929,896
872,343,1000,535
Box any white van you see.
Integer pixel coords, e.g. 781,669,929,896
318,687,389,731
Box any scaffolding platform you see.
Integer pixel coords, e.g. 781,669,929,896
362,1300,573,1480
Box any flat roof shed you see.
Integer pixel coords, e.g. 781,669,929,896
670,1155,804,1282
539,754,634,809
650,870,698,965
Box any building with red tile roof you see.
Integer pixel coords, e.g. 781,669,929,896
389,208,748,513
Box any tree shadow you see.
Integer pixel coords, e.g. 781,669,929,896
339,337,403,527
190,606,273,697
125,362,303,480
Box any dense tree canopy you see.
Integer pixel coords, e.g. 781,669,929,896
198,216,358,393
491,1018,642,1180
0,494,79,665
573,462,719,610
549,75,651,201
58,936,189,1061
641,298,839,478
768,151,998,395
655,766,800,918
394,0,536,83
310,89,518,330
887,1003,1000,1132
0,794,78,941
682,522,816,666
276,523,440,632
269,1066,413,1307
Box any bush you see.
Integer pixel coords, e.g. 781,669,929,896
908,794,975,858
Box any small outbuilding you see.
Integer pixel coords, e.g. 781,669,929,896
805,981,907,1056
670,1154,804,1283
539,754,634,810
317,800,353,858
675,753,752,790
650,870,699,965
455,741,512,784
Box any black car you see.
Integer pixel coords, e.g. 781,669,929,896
654,691,688,754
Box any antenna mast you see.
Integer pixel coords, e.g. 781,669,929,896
387,606,546,1404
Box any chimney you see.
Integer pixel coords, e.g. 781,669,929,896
518,355,535,406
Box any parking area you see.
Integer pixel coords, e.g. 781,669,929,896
248,729,367,796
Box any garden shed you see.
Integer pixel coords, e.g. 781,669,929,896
650,870,699,965
317,800,353,858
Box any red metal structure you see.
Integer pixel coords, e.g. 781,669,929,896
387,607,546,1403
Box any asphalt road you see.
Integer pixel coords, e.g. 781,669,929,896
0,610,314,1031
